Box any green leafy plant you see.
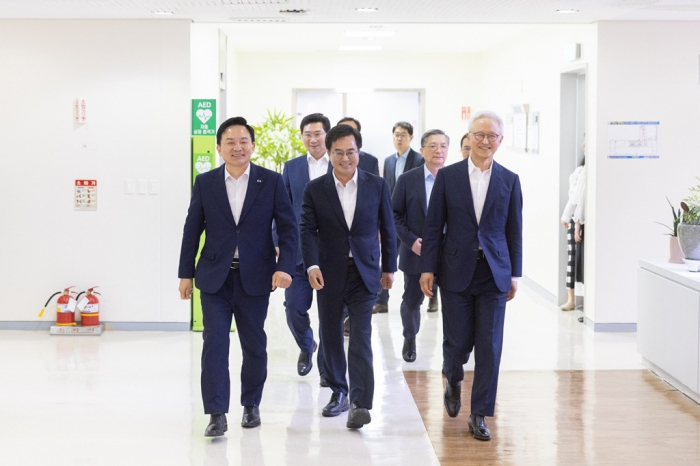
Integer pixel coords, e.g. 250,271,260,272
680,177,700,226
251,110,305,173
656,196,681,236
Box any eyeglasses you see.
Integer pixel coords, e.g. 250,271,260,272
426,143,449,151
470,132,501,142
393,132,410,140
331,149,358,159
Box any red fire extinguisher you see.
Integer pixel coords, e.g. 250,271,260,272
77,286,100,326
39,287,78,326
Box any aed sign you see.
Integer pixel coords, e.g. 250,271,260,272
192,99,216,136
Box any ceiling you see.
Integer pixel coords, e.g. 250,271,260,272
2,0,699,53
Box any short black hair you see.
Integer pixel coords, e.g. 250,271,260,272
325,124,362,152
217,117,255,145
337,117,361,132
460,133,469,148
300,113,331,133
392,121,413,136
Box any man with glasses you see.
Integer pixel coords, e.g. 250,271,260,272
392,129,449,363
281,113,332,387
374,121,425,314
301,124,397,429
420,111,523,441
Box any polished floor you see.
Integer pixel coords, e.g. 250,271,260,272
0,277,661,466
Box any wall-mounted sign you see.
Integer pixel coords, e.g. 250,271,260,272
192,99,216,136
75,180,97,211
607,121,660,159
74,98,87,124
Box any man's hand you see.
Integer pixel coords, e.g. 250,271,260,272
411,238,422,256
419,273,434,297
272,271,292,291
308,268,324,291
381,272,394,290
179,279,193,300
506,280,518,302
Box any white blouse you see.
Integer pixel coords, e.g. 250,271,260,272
560,165,586,224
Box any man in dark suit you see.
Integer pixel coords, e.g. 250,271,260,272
337,117,380,176
420,111,523,441
178,117,298,436
374,121,425,314
392,129,448,363
300,124,397,429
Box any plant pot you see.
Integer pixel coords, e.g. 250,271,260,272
669,236,684,264
678,224,700,260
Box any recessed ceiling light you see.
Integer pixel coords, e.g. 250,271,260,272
153,10,174,15
355,7,378,13
556,9,579,14
344,31,395,38
339,45,383,51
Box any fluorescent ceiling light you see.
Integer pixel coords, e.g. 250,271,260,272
344,31,395,38
556,9,579,14
355,7,378,12
339,45,383,51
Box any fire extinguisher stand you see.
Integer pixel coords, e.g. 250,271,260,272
40,287,105,336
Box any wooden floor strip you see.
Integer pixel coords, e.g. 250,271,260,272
404,370,700,466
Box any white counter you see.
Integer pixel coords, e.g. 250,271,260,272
638,260,700,402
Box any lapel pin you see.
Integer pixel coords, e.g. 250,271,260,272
257,179,261,183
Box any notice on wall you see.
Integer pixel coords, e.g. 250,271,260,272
192,99,216,136
607,121,659,159
75,180,97,211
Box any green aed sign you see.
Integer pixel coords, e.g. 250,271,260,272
192,99,216,136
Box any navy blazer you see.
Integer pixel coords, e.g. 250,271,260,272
178,163,298,296
392,165,430,275
420,159,523,293
383,148,424,194
300,169,397,294
281,153,379,264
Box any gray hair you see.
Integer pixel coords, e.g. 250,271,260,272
468,110,504,134
420,129,450,147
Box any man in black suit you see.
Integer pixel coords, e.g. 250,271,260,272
300,124,397,429
392,129,448,363
420,110,523,441
337,117,379,177
178,117,298,436
374,121,425,314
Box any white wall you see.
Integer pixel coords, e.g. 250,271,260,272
589,21,700,325
0,19,192,325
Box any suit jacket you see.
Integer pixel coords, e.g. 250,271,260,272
420,159,523,293
300,169,397,294
359,151,379,176
392,165,430,275
383,147,424,194
178,163,298,296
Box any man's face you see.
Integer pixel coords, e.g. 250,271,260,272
461,139,472,159
467,118,502,164
302,122,327,160
420,134,448,171
392,126,413,154
217,125,254,171
329,135,360,180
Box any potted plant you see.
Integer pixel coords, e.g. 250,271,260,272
678,177,700,271
656,197,684,263
251,110,305,173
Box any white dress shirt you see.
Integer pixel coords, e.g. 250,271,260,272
424,165,436,209
467,156,492,225
225,163,251,258
307,153,329,181
395,149,409,180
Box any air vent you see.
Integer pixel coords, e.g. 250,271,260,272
231,17,289,22
279,9,308,14
222,0,289,4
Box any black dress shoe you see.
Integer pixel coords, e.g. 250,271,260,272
444,384,461,418
372,303,388,314
346,402,371,429
297,341,317,376
322,392,349,417
468,414,491,441
204,413,227,437
344,317,350,337
402,337,416,362
427,297,438,312
319,375,329,387
241,406,261,428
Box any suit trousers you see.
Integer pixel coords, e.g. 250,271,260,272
317,261,376,409
400,273,426,339
440,257,507,417
284,263,325,376
200,267,270,413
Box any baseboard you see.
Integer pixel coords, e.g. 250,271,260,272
585,319,637,332
520,276,557,304
0,321,190,331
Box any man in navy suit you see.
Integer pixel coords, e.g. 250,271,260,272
392,129,448,363
178,117,298,436
301,124,397,429
337,117,380,176
420,111,523,441
374,121,425,314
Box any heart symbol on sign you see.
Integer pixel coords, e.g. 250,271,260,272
196,109,212,124
195,161,212,173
